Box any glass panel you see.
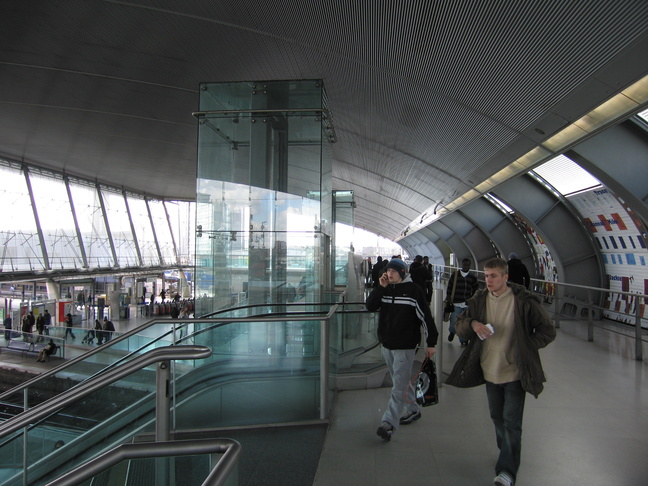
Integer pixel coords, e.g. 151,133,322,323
196,80,332,315
127,195,158,266
69,180,113,268
194,181,322,316
101,188,139,267
0,310,337,484
532,154,602,196
30,171,85,270
166,200,195,266
149,199,176,265
0,164,43,271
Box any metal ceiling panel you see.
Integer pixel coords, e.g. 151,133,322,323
0,0,646,242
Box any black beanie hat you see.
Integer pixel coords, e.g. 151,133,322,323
385,258,407,278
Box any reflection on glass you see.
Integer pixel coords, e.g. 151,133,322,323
195,80,333,316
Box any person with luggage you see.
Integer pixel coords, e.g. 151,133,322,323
366,258,438,441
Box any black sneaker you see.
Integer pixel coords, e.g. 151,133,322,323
376,422,393,441
399,410,422,425
448,332,455,342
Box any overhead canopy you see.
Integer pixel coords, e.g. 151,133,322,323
0,0,646,240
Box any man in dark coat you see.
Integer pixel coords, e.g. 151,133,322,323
507,252,531,289
450,258,555,486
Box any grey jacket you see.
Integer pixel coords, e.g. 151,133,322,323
455,283,556,398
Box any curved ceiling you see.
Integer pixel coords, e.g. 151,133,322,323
1,0,647,241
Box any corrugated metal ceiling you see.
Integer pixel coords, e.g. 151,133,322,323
0,0,646,240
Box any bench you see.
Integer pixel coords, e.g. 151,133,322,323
6,340,58,359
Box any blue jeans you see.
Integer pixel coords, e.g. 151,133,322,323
448,305,467,344
381,347,418,431
486,380,526,482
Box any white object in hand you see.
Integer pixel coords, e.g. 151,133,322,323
479,323,495,340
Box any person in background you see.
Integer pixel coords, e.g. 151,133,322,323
43,309,51,335
366,258,438,441
452,258,555,486
37,339,58,362
371,256,384,288
102,316,115,343
445,257,479,346
36,313,45,342
409,255,432,297
507,252,531,289
95,319,106,345
423,256,433,304
64,313,75,340
3,315,12,340
22,312,34,341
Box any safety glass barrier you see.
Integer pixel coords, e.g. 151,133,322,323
0,304,343,485
0,347,211,486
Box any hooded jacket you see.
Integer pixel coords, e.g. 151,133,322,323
455,283,555,397
366,275,438,350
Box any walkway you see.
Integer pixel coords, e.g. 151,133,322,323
313,322,648,486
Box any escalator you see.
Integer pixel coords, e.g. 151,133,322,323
0,300,379,485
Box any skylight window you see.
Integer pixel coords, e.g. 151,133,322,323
531,155,601,196
638,107,648,123
484,193,514,214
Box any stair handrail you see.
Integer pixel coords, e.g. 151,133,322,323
0,345,212,440
45,438,241,486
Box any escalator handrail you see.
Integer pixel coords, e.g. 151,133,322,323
0,345,212,440
0,305,341,402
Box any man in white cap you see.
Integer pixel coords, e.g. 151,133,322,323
366,258,438,441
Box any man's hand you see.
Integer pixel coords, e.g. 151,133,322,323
470,320,494,340
425,347,436,358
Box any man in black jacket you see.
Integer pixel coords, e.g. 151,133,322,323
409,255,432,295
445,258,479,346
507,252,531,289
366,258,438,441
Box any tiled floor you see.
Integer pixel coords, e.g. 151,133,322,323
313,322,648,486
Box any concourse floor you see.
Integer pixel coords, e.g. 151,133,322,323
313,324,648,486
2,312,646,485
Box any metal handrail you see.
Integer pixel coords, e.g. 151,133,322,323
45,438,242,486
0,345,212,439
436,264,646,360
0,303,340,403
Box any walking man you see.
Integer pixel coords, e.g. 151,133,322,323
445,257,479,346
366,258,438,441
450,258,555,485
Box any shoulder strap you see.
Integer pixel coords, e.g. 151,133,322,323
449,270,459,301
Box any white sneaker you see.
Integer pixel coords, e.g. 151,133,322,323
493,471,513,486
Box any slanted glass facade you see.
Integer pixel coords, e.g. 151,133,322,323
0,159,193,274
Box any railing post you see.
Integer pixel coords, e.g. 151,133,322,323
554,291,560,329
156,360,171,442
156,359,171,486
320,317,329,420
23,388,28,486
635,298,643,361
434,281,445,382
587,289,594,342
